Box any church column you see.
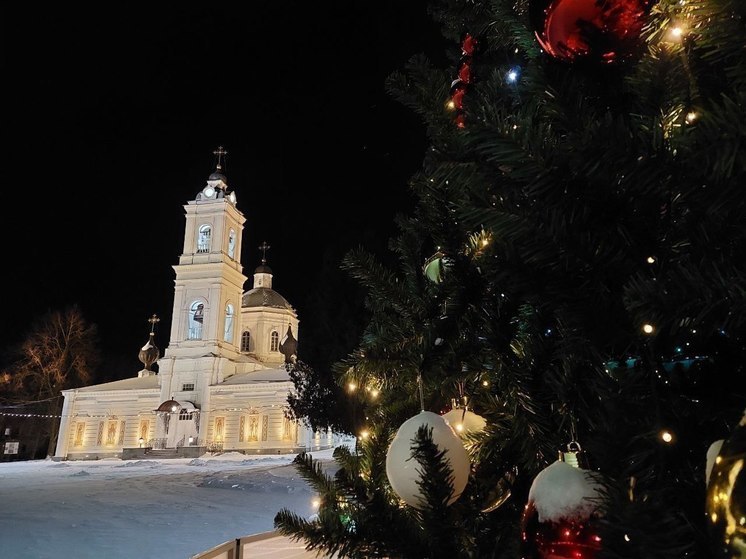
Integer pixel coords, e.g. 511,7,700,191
54,390,77,459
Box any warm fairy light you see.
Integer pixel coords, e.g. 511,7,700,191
647,256,655,264
686,111,698,123
624,534,631,542
370,388,379,398
481,238,489,247
446,99,456,110
312,498,320,509
669,25,685,41
359,430,370,440
482,380,489,387
643,323,654,334
454,423,464,433
716,456,722,464
347,382,357,392
661,430,673,443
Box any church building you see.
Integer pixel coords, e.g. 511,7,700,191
53,148,332,460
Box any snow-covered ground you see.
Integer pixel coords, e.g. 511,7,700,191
0,447,340,559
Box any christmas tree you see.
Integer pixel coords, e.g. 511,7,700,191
276,1,746,557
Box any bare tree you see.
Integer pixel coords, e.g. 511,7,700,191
4,305,101,456
10,305,99,399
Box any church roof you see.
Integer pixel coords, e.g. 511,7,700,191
72,376,160,393
216,368,291,385
241,287,293,310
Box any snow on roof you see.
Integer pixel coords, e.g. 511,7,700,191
73,375,160,393
217,368,292,385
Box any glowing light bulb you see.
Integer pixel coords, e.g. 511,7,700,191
686,111,698,123
643,323,654,334
347,382,357,392
661,430,673,443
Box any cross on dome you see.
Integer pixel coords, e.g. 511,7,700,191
258,241,271,265
148,314,160,334
213,146,228,171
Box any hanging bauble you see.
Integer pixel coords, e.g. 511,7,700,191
529,0,651,64
423,252,451,284
451,86,467,110
385,410,471,509
481,468,517,513
706,412,746,558
461,33,477,56
442,407,487,438
520,459,604,559
458,61,472,84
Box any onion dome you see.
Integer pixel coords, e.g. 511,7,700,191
138,332,160,371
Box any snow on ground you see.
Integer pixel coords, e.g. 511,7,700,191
0,447,341,559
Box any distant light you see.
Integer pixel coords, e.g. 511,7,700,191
642,324,654,334
647,256,655,264
661,430,673,443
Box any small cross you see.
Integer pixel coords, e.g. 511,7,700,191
258,241,271,264
148,314,160,334
213,146,228,170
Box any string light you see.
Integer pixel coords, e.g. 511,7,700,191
642,323,655,334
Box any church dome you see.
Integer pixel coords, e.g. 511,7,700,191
254,263,272,274
208,171,228,184
156,400,181,413
241,287,293,310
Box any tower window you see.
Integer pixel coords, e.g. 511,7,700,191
182,383,195,391
188,301,204,340
241,331,251,352
228,229,236,258
270,331,279,352
197,225,212,253
224,304,234,343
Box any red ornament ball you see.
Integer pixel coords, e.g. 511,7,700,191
520,460,604,559
521,501,603,559
529,0,651,63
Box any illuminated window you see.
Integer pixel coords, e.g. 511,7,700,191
228,229,236,258
197,224,212,253
188,301,204,340
224,303,234,342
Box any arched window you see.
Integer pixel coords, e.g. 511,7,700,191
197,224,212,253
224,304,234,342
270,330,279,352
227,229,236,258
241,331,251,352
188,301,204,340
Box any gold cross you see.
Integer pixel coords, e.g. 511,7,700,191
148,314,160,334
213,146,228,170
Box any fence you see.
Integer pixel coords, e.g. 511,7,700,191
189,530,330,559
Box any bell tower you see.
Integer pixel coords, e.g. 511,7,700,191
157,147,248,409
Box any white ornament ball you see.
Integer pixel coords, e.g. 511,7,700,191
442,408,487,437
385,410,470,509
528,460,603,523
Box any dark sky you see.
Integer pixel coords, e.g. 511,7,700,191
1,4,446,374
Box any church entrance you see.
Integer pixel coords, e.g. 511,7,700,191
155,399,200,449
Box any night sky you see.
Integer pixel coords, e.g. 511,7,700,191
2,4,447,375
